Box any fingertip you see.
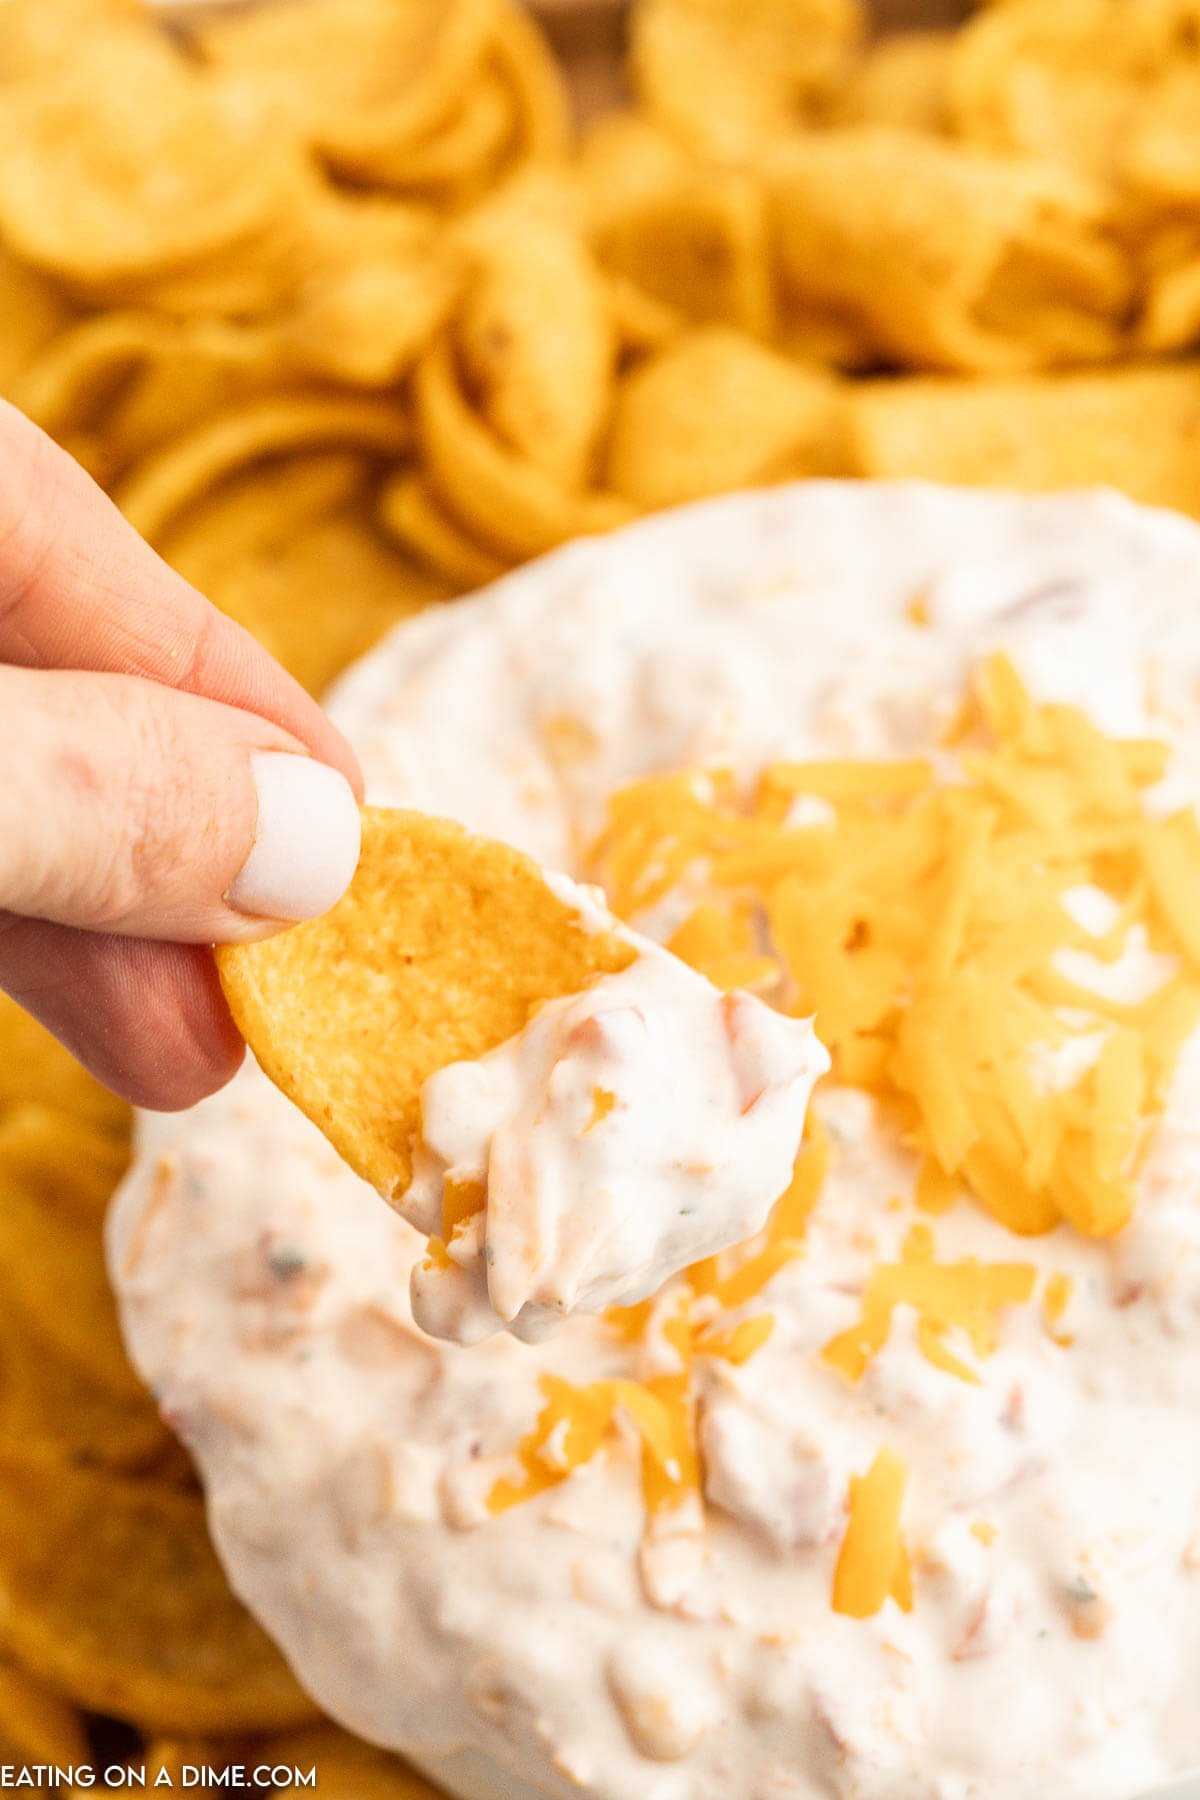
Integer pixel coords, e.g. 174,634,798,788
223,753,362,927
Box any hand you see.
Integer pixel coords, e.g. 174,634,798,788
0,399,364,1111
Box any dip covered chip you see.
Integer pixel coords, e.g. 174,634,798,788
217,808,634,1201
219,807,826,1345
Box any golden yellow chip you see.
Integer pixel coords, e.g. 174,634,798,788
158,451,369,577
776,303,875,372
835,29,953,134
101,172,434,324
606,326,847,508
195,0,494,178
32,258,450,485
768,127,1132,372
415,336,634,561
0,0,143,89
629,0,865,157
10,309,166,454
0,246,74,397
103,333,286,480
0,32,299,289
114,395,411,545
580,118,777,339
0,992,130,1139
603,271,689,357
358,69,514,202
577,110,692,234
0,1100,130,1224
377,471,509,591
323,0,569,198
0,1445,319,1733
0,1654,89,1768
100,173,337,321
0,1119,143,1400
1140,244,1200,352
130,1742,235,1787
487,0,572,162
194,511,447,699
159,455,449,696
259,1728,445,1798
0,1302,172,1474
295,184,440,267
1123,65,1200,207
282,254,461,388
947,0,1200,194
850,361,1200,519
13,311,323,488
218,808,633,1200
455,180,616,485
0,1094,136,1404
608,167,777,339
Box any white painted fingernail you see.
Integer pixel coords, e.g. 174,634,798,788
227,753,361,921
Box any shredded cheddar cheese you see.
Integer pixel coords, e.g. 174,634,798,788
822,1223,1036,1385
486,1132,831,1522
685,1117,829,1311
1043,1271,1075,1345
421,1174,486,1273
832,1445,913,1619
667,901,780,994
593,652,1197,1244
489,1371,698,1518
583,1087,617,1134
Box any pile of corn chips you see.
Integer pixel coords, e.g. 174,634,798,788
4,0,1200,1782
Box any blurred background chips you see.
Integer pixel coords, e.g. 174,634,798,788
3,0,1200,1786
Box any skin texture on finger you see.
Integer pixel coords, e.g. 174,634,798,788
0,917,244,1110
0,663,360,941
0,398,363,799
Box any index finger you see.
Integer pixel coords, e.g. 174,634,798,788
0,398,363,798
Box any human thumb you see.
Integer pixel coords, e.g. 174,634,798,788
0,663,361,942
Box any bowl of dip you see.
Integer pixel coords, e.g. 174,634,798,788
111,481,1200,1800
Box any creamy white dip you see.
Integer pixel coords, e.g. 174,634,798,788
403,875,827,1347
110,485,1200,1800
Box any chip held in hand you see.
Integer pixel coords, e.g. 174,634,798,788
218,807,828,1343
